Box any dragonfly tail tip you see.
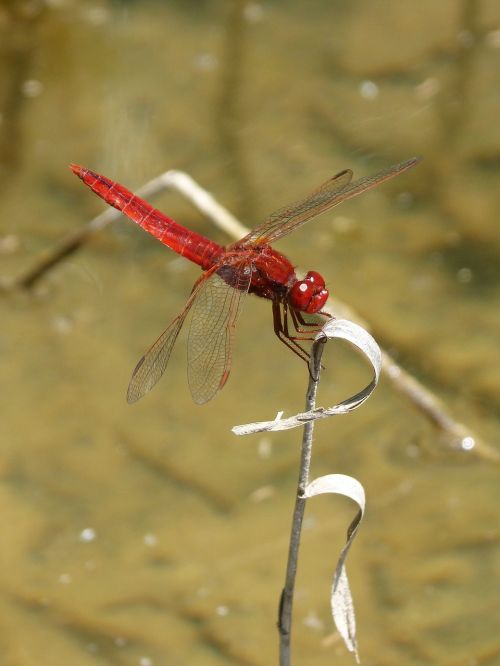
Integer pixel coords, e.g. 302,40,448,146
69,163,84,177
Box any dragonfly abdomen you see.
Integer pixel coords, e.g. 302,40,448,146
70,165,223,270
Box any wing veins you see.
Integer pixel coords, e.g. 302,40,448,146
187,261,252,403
240,157,420,246
126,265,219,403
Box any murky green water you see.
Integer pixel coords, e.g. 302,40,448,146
1,1,499,664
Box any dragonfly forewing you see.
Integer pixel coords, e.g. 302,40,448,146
242,156,420,246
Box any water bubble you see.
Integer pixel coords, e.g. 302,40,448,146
79,527,97,543
194,53,218,72
21,80,43,98
457,267,472,284
244,3,264,23
144,533,158,547
359,80,379,100
460,436,475,451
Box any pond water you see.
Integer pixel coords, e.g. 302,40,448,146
1,1,499,664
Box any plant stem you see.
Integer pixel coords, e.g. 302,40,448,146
278,338,326,666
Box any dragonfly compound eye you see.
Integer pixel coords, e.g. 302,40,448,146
289,271,329,314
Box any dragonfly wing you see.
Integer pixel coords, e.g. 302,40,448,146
240,156,420,246
238,169,352,246
126,267,219,403
307,169,353,196
127,311,190,404
187,261,252,404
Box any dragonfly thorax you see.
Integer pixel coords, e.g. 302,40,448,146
288,271,328,314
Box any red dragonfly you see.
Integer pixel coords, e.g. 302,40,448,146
71,157,419,404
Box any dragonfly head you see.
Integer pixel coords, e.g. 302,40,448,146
289,271,328,314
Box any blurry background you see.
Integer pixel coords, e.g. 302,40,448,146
1,1,499,664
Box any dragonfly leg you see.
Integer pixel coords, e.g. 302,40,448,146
272,300,311,363
287,307,330,339
273,301,331,379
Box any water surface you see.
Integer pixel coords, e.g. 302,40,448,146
1,2,499,664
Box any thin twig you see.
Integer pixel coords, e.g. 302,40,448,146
4,168,495,460
278,336,326,666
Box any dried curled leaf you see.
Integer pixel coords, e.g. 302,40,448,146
232,319,381,435
304,474,365,663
